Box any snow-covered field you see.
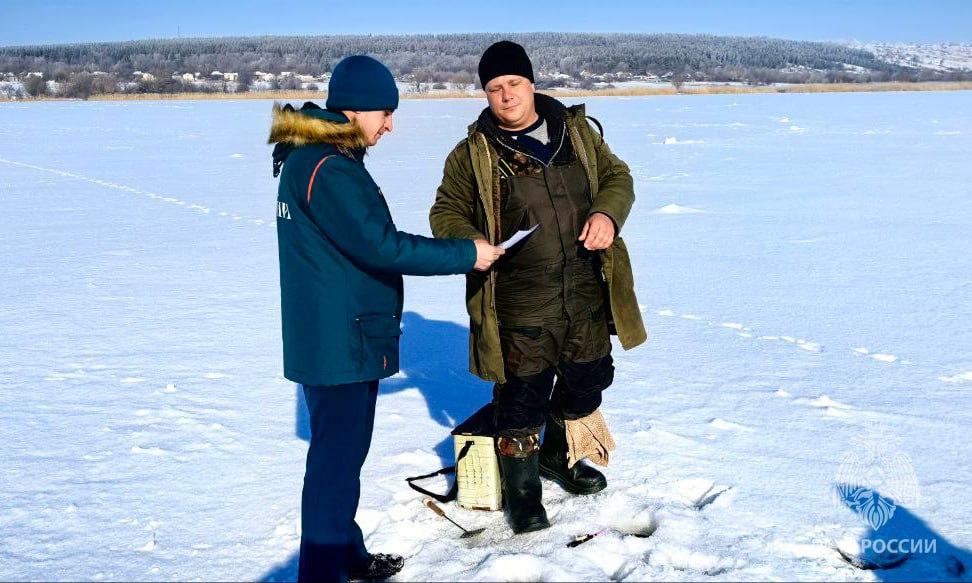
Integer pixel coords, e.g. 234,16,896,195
1,91,970,581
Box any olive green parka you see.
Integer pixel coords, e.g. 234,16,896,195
430,94,647,383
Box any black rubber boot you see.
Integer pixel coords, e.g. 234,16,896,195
348,553,404,581
497,435,551,534
539,415,607,495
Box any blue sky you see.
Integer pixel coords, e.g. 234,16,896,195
1,0,969,46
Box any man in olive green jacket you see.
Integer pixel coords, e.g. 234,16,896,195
430,41,647,534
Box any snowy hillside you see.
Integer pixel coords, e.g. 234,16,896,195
1,91,970,581
852,42,972,72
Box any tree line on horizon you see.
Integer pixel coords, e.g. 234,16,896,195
3,33,969,99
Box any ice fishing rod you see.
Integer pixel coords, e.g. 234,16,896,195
567,528,608,547
568,523,655,548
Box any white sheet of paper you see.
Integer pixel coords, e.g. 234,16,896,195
499,224,540,250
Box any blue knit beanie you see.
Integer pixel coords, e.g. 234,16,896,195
326,55,399,112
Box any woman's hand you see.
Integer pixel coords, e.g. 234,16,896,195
473,239,505,271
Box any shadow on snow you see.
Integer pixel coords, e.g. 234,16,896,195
833,483,969,582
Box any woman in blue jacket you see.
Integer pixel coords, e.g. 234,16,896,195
269,55,503,582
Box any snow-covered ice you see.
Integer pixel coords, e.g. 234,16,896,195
1,91,971,581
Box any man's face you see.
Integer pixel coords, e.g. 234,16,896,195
354,109,394,146
484,75,537,130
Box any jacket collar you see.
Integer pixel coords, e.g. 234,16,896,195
472,92,574,165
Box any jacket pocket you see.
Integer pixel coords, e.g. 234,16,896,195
500,207,527,241
502,325,543,340
354,314,402,373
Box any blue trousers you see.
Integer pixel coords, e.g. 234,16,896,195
298,380,379,583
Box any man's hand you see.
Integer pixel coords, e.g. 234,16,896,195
578,212,615,251
473,239,505,271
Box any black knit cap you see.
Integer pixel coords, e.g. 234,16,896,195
478,40,534,88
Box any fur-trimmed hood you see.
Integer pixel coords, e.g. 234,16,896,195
268,102,369,148
269,102,369,176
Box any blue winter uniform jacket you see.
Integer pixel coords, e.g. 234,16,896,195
270,104,476,386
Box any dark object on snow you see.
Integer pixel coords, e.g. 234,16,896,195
567,528,607,548
836,545,911,570
567,523,656,548
405,441,472,503
539,414,607,495
348,552,405,581
423,499,486,538
498,445,550,534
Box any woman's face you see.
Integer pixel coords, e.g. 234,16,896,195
352,110,394,146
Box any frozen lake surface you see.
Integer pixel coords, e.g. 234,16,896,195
1,91,970,581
